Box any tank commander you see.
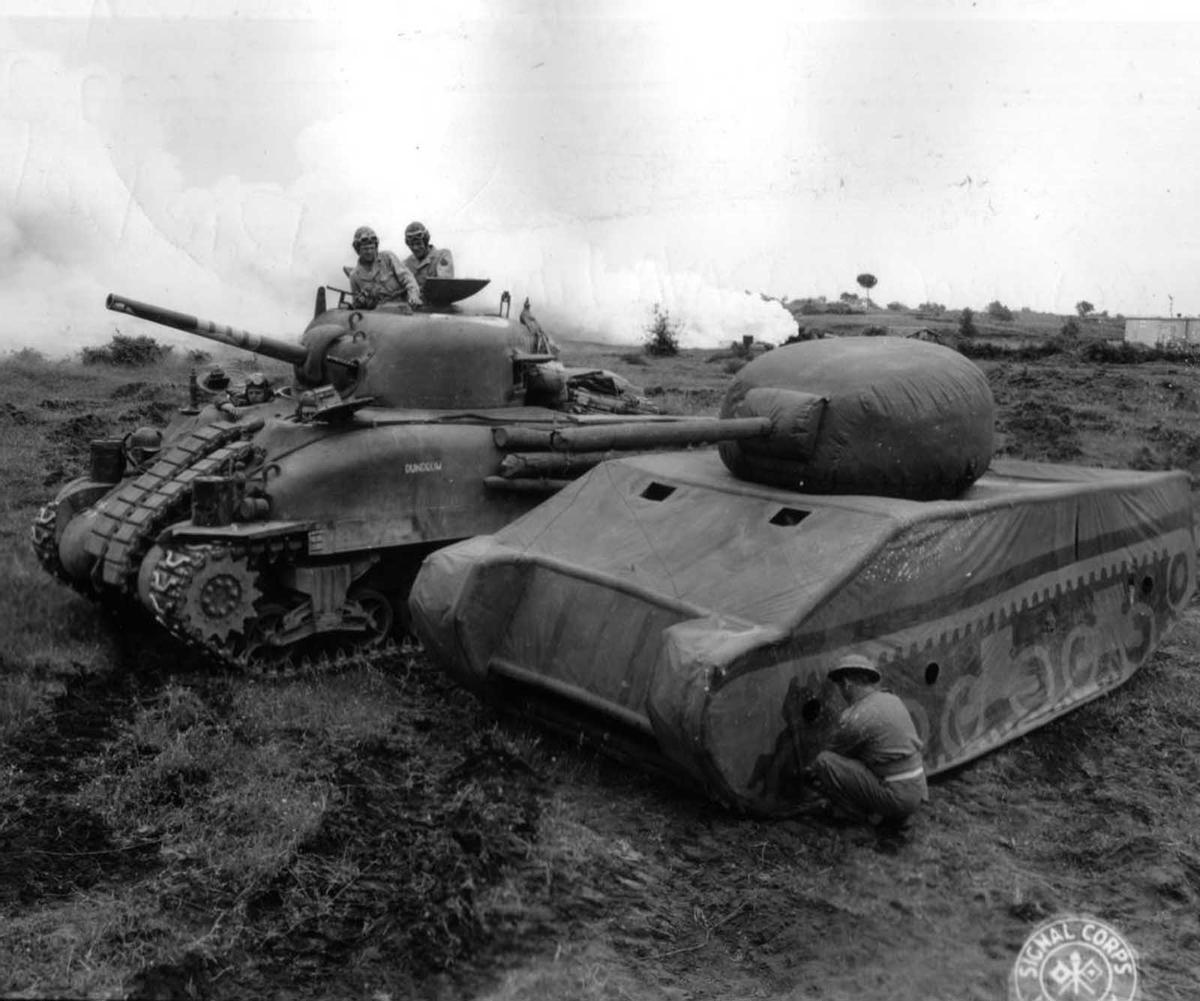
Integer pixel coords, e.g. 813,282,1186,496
806,653,928,834
344,225,423,310
402,220,455,292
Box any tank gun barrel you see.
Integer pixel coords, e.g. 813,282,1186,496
493,417,773,453
105,293,355,371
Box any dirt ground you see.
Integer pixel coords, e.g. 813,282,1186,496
3,340,1200,1000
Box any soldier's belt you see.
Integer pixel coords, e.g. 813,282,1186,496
883,765,926,783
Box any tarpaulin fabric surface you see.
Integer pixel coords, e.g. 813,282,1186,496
409,452,1195,816
718,337,994,499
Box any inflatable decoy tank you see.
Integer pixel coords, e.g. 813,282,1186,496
409,336,1196,816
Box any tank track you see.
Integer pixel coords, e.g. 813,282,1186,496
30,500,77,589
81,421,260,595
144,540,399,679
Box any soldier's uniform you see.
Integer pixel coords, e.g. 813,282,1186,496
810,655,928,825
346,250,422,309
402,220,454,294
403,245,455,291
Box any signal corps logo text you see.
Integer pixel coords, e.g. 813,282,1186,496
1011,915,1137,1001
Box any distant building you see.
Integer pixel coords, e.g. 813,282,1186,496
1124,316,1200,346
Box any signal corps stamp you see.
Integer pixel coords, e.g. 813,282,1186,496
1010,915,1138,1000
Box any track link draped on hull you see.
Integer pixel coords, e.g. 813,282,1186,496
81,421,260,594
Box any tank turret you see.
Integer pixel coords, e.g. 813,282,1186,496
106,291,556,411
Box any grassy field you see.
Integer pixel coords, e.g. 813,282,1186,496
3,321,1200,1000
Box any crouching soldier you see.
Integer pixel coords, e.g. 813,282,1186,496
808,653,928,834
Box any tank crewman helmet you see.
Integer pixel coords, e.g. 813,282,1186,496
126,426,163,465
244,372,272,403
827,653,883,685
352,225,379,250
404,220,430,247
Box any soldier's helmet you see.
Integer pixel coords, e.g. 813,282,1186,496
126,426,163,466
244,372,272,403
827,653,882,684
404,221,430,245
352,226,379,250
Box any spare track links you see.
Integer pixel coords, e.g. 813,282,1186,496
82,421,261,595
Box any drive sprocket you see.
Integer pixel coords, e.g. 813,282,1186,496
173,548,263,643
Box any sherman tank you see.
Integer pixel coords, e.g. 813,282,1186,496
409,337,1197,816
32,280,806,674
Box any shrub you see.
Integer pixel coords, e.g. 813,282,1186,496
6,347,47,365
643,304,681,357
886,301,907,311
861,325,888,337
783,326,821,344
986,300,1014,321
81,333,171,367
1079,340,1159,364
958,340,1062,361
1061,318,1081,339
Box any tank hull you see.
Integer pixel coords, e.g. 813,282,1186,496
34,399,709,671
409,452,1196,815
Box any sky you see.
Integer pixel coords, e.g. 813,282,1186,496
3,0,1200,356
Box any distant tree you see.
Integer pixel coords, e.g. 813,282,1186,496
839,291,858,304
986,300,1014,321
959,307,977,338
886,301,907,311
643,303,681,356
917,301,946,315
1075,300,1094,318
856,273,878,305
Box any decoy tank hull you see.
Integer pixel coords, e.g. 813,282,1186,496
410,451,1195,816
